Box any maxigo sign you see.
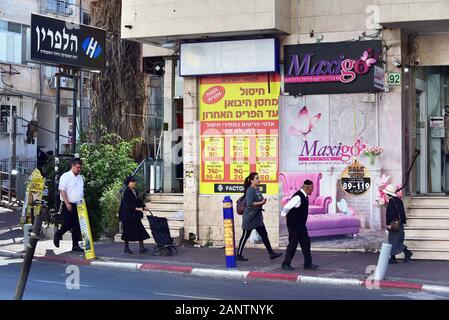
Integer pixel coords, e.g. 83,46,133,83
284,40,383,95
31,13,106,71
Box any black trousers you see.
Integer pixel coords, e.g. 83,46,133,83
57,202,81,246
283,224,312,267
237,225,274,256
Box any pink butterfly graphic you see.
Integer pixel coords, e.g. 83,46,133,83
288,106,321,138
361,48,377,68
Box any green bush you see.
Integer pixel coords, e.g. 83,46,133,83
99,181,123,239
79,134,141,240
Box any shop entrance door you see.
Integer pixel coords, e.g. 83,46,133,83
415,67,449,194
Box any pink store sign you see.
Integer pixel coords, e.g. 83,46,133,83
298,139,367,164
284,40,383,95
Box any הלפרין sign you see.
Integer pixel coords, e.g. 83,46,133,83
31,13,106,71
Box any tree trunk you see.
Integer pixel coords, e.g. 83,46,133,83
88,0,148,160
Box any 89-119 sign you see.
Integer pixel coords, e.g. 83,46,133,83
340,159,371,196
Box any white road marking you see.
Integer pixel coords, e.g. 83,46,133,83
382,292,449,300
153,292,222,300
34,280,92,288
0,258,23,265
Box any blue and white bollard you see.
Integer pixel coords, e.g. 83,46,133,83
223,196,237,268
374,242,392,281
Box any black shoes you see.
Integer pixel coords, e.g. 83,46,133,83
53,232,60,248
236,255,248,261
389,257,398,264
124,248,133,254
281,264,295,271
304,264,319,270
404,250,413,263
270,252,283,260
139,247,148,254
72,244,83,252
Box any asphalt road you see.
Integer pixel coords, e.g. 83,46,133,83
1,257,449,300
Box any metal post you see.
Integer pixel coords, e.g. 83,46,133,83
374,242,392,281
8,101,14,202
12,111,16,172
55,74,60,157
79,0,83,134
54,74,61,208
72,75,78,155
14,206,44,300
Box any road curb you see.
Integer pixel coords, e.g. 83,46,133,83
0,249,24,258
191,268,249,279
247,271,299,282
300,276,362,287
140,263,193,273
361,280,423,291
7,253,449,295
35,255,91,265
421,284,449,295
90,261,142,270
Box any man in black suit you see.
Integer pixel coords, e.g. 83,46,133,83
281,179,319,271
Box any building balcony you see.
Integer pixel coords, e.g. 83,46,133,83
121,0,291,45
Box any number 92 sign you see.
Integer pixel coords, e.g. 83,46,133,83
388,72,401,86
340,160,371,196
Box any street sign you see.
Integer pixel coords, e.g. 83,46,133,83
31,13,106,71
77,199,96,260
388,72,401,86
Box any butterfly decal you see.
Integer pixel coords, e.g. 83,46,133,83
288,106,321,138
360,48,377,68
337,198,354,215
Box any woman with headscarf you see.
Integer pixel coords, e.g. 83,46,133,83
384,184,413,264
119,176,150,254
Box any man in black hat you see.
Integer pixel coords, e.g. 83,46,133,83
281,179,319,271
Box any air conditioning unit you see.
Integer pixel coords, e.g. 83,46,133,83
60,105,73,117
61,77,73,88
65,6,74,16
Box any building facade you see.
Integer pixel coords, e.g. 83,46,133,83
0,0,90,175
122,0,449,259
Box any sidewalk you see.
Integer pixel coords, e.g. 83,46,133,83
2,206,449,295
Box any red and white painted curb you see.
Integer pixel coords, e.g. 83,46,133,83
13,255,447,295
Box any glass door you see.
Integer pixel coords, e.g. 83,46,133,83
416,78,427,194
416,67,449,194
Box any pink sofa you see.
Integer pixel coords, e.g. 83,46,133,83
279,172,360,238
279,172,332,214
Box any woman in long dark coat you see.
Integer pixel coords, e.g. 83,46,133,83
384,184,413,264
119,176,150,254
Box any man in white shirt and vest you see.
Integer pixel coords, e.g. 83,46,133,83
53,158,84,252
281,179,319,271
